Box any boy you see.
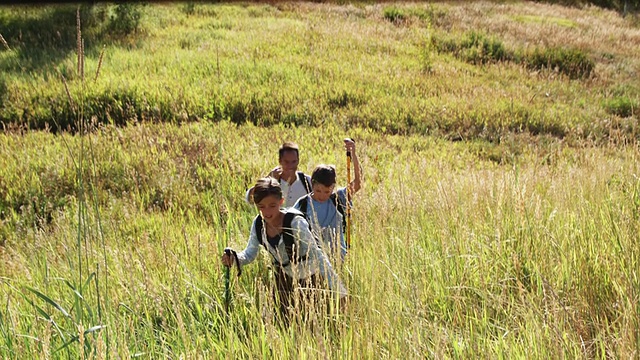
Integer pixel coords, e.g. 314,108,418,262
245,142,312,208
293,139,361,263
224,177,347,318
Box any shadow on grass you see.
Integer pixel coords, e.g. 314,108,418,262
0,5,110,73
0,3,146,76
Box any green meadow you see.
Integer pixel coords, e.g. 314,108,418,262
0,2,639,358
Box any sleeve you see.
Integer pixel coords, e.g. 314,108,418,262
292,216,347,297
235,218,261,266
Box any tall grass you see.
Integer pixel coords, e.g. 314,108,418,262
1,121,639,357
0,1,639,358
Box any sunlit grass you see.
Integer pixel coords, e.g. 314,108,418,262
1,1,639,358
0,2,638,140
1,121,639,357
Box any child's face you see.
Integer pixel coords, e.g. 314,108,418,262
311,183,335,202
279,150,299,174
256,195,284,225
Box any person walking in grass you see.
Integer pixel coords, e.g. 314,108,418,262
293,139,361,264
245,142,312,208
224,177,347,319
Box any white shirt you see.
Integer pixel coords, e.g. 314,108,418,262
245,172,312,208
280,172,312,207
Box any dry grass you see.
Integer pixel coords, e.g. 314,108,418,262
1,121,639,357
442,2,640,83
1,3,639,356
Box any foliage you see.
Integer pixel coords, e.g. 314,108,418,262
383,6,406,24
525,47,595,79
108,3,145,35
433,31,594,79
433,31,512,64
603,96,638,117
534,0,640,13
2,2,640,356
1,3,638,142
0,75,6,109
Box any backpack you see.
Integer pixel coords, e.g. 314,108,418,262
297,171,312,194
254,209,318,267
296,193,347,233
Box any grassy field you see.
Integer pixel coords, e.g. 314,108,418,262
1,2,639,140
1,1,639,359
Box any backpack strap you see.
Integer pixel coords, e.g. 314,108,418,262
281,209,307,265
298,171,312,194
297,195,309,217
330,193,347,233
254,211,308,267
254,214,264,245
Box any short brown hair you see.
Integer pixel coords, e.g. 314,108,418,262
278,142,299,160
252,177,282,204
311,164,336,187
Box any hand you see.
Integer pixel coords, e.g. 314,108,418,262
221,250,236,267
344,138,356,154
268,166,283,180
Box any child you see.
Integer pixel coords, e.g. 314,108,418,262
224,177,347,318
245,142,312,208
293,139,361,263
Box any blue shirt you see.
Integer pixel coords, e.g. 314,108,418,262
293,187,349,261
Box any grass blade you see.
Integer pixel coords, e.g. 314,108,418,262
84,324,106,334
53,335,79,353
24,286,70,319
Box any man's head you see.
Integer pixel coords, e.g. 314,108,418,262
278,142,300,175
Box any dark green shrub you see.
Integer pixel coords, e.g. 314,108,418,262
461,31,510,64
431,34,457,53
181,3,196,16
0,76,6,109
0,5,100,49
433,31,511,64
383,7,405,24
603,96,637,117
327,90,365,109
109,3,144,35
526,47,594,79
409,5,448,27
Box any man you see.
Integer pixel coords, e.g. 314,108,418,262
245,142,312,208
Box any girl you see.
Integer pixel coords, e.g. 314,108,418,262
222,177,347,318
